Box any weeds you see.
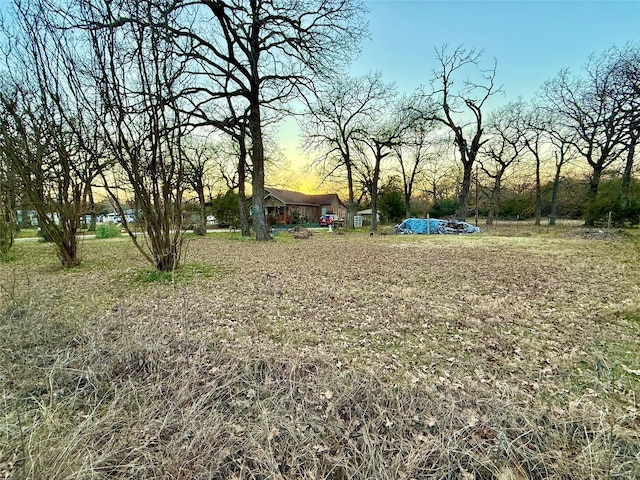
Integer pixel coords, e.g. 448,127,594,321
1,231,639,478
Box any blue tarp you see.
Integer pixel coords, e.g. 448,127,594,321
394,218,481,235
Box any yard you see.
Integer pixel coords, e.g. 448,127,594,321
1,227,639,479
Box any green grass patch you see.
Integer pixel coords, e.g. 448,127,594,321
567,341,640,409
15,228,39,238
0,249,16,263
95,224,122,239
618,308,640,325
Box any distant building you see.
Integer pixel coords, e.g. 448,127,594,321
264,187,345,224
17,210,39,226
356,209,380,223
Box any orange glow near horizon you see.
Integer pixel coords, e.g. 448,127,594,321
269,116,333,195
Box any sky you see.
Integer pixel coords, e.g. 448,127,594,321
351,0,640,98
1,0,638,192
277,0,640,192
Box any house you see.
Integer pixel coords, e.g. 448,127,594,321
264,187,345,224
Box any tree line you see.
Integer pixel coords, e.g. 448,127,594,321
303,44,639,231
0,0,637,271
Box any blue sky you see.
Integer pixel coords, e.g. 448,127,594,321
352,0,640,100
281,0,640,190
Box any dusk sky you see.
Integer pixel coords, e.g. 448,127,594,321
1,0,638,190
278,0,640,191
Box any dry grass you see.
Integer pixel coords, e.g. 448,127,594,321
1,228,639,479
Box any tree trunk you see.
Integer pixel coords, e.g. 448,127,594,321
485,175,501,226
457,161,473,220
59,232,81,268
534,156,542,226
621,126,637,209
0,164,15,256
88,186,97,232
549,163,562,226
402,171,412,219
198,188,207,235
0,203,13,257
370,154,381,232
238,140,251,236
404,192,411,219
345,159,356,229
585,163,604,226
589,164,603,200
248,104,270,241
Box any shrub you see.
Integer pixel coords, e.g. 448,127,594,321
585,198,640,227
497,193,536,219
429,198,457,218
95,224,122,239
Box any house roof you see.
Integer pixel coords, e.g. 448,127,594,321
265,187,343,207
357,209,373,215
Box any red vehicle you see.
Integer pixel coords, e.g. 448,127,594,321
319,214,345,227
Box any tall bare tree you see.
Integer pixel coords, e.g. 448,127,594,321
137,0,367,241
302,73,390,229
419,45,501,220
479,101,527,225
392,105,442,218
610,45,640,210
541,47,635,224
210,132,251,236
547,128,579,226
184,138,218,235
518,102,548,225
355,97,414,232
418,138,459,204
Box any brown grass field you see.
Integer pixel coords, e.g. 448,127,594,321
1,225,639,479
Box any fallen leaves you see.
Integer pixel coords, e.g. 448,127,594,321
2,231,640,478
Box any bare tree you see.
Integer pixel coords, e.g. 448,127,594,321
211,132,251,236
419,138,459,204
184,138,218,235
479,101,527,225
541,47,635,224
355,99,413,232
0,1,98,267
302,73,390,229
81,0,189,271
547,129,579,226
518,102,548,225
610,45,640,210
392,104,442,218
144,0,368,241
419,45,501,220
